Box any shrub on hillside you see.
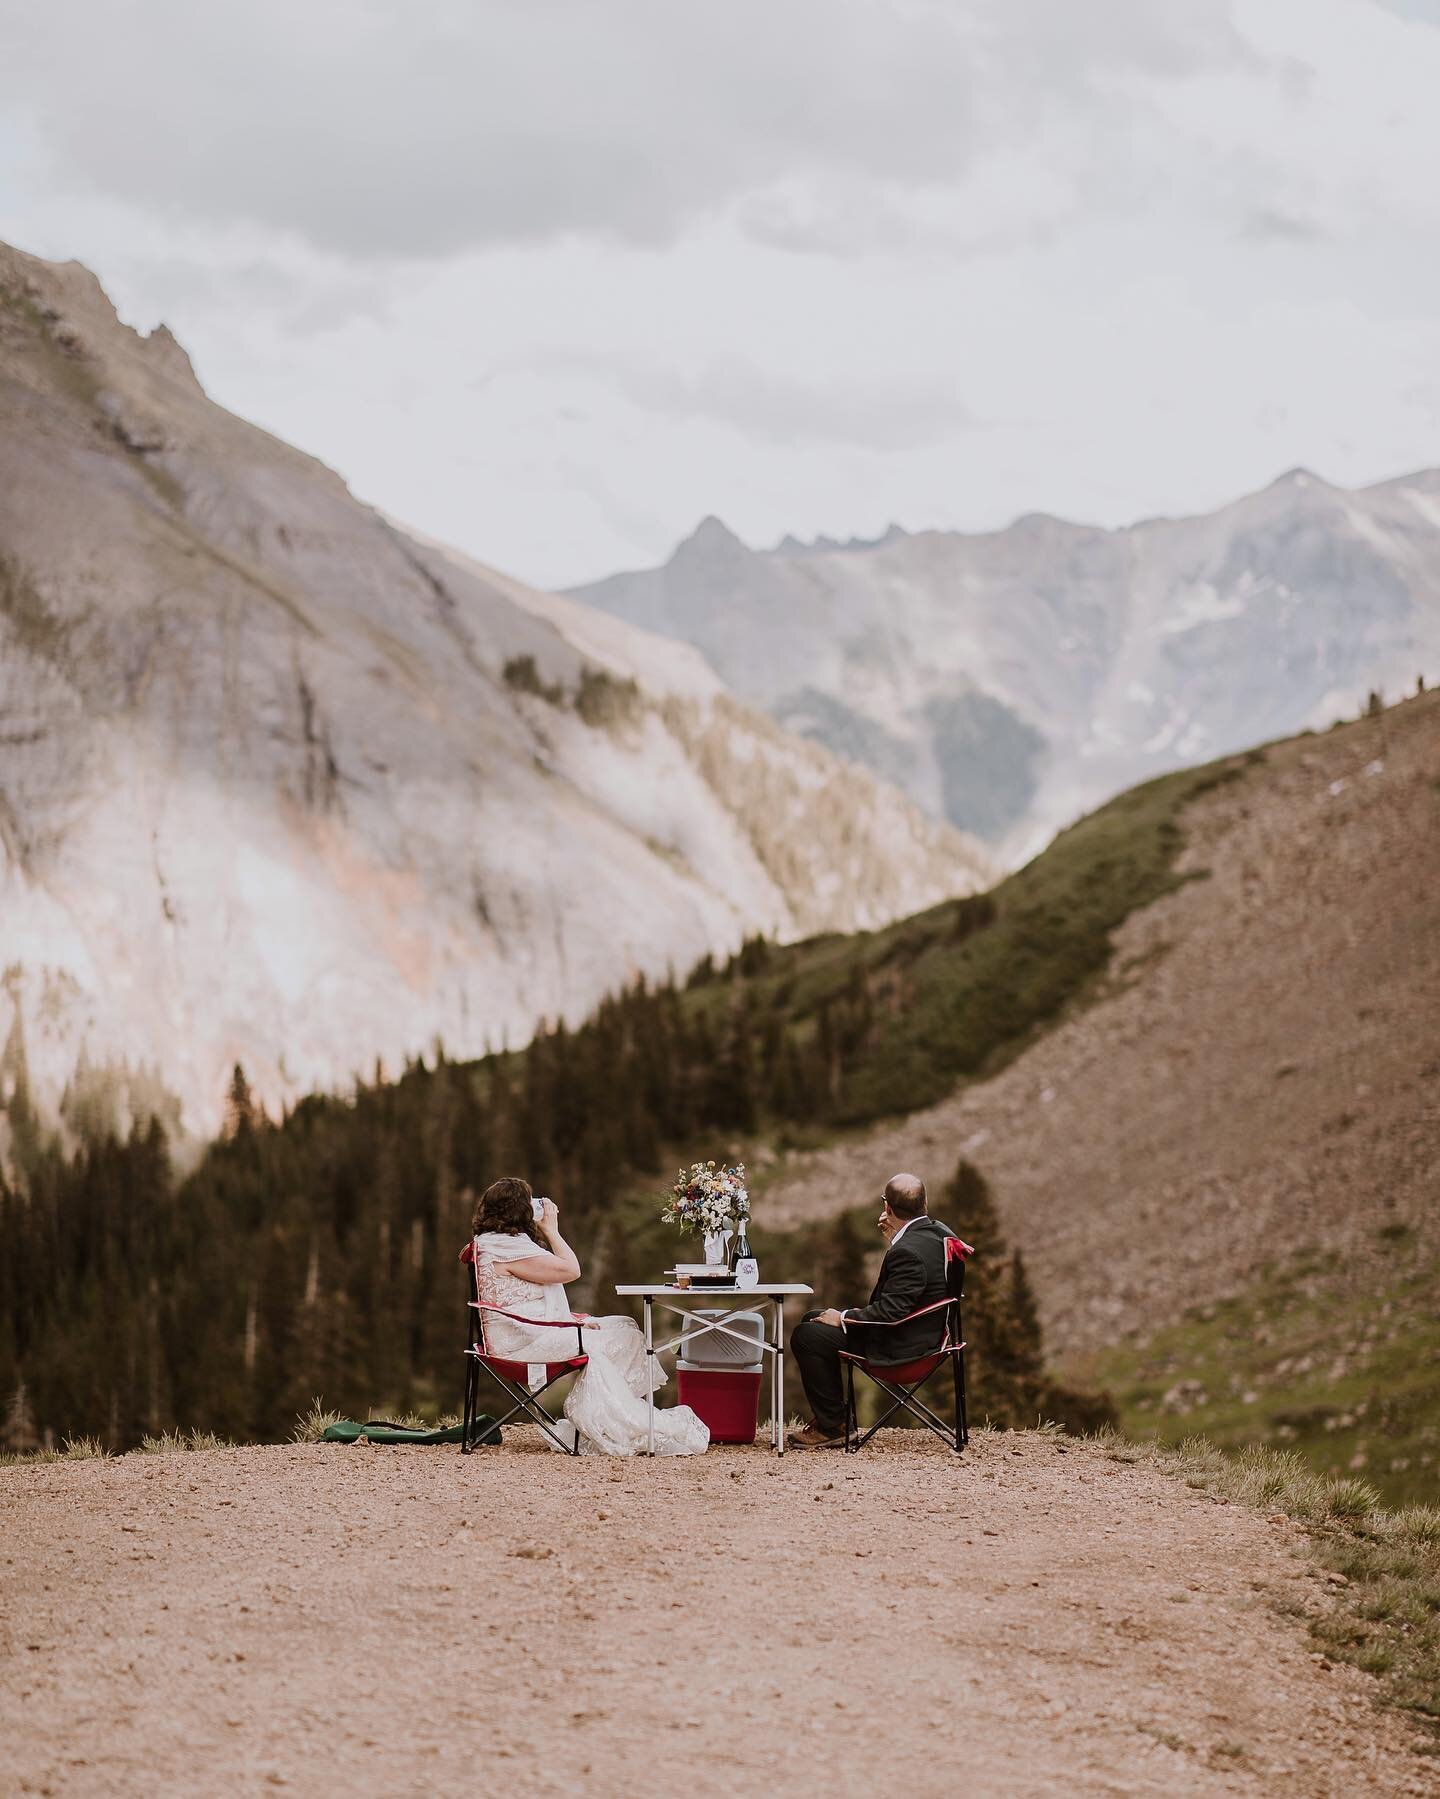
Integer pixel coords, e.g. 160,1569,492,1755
501,654,564,705
574,666,640,729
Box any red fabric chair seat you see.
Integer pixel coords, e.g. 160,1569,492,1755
840,1348,949,1386
474,1353,588,1384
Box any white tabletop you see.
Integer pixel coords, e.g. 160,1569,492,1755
614,1283,814,1297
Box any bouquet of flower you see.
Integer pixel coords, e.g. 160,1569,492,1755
661,1160,749,1238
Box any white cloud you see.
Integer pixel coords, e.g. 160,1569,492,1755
553,353,978,450
1369,0,1440,22
0,0,1438,590
0,0,1260,261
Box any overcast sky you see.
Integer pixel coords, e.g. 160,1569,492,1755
3,0,1439,589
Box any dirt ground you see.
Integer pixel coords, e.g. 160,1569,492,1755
2,1433,1433,1797
763,693,1440,1359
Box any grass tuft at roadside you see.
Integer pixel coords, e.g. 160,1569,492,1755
139,1428,234,1454
1095,1426,1440,1739
290,1397,344,1444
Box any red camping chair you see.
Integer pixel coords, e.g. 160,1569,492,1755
840,1235,972,1455
460,1242,589,1456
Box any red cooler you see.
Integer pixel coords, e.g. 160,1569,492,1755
677,1366,764,1443
676,1308,765,1444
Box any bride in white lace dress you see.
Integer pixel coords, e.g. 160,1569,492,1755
470,1179,708,1457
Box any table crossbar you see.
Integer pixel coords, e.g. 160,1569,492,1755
618,1284,813,1456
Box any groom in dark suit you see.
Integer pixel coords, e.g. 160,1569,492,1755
788,1172,954,1450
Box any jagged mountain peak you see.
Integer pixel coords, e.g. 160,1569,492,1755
1003,510,1097,538
771,521,911,558
573,463,1440,860
142,322,202,389
667,514,752,568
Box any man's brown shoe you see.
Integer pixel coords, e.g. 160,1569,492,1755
787,1422,846,1450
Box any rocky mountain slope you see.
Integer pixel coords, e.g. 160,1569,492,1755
0,242,988,1144
756,692,1440,1496
570,479,1440,861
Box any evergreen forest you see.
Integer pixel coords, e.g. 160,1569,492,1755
0,746,1241,1451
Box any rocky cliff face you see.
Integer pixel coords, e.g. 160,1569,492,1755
571,474,1440,861
0,243,990,1144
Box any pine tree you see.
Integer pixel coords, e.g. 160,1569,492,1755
704,1002,757,1133
938,1157,1114,1433
976,1247,1047,1427
224,1063,256,1139
940,1158,1034,1427
1005,1251,1045,1387
4,1379,39,1453
816,1001,838,1108
813,1209,872,1307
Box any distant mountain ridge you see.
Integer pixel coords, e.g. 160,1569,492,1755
570,470,1440,859
772,522,910,558
0,241,989,1144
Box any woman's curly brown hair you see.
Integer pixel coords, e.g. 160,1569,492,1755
471,1177,545,1247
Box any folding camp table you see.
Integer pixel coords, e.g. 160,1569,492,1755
614,1283,814,1455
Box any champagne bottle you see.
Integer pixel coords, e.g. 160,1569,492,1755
731,1214,759,1289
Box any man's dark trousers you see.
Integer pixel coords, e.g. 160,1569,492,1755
792,1311,854,1436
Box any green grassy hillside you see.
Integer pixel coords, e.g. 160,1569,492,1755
1072,1231,1439,1507
681,749,1252,1131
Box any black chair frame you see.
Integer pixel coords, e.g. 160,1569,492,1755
461,1257,588,1456
841,1239,971,1456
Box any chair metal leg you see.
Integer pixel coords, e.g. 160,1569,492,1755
494,1387,571,1450
845,1358,856,1454
955,1349,969,1450
470,1356,576,1453
848,1358,966,1455
461,1353,480,1454
852,1378,937,1448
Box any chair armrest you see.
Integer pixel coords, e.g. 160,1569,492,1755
470,1300,587,1361
855,1296,954,1327
471,1300,588,1328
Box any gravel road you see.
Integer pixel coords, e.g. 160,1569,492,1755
1,1433,1431,1796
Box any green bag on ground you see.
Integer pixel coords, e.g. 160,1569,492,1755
321,1417,500,1445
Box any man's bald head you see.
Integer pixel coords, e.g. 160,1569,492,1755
883,1173,927,1220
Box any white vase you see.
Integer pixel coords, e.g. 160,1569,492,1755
702,1232,727,1266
